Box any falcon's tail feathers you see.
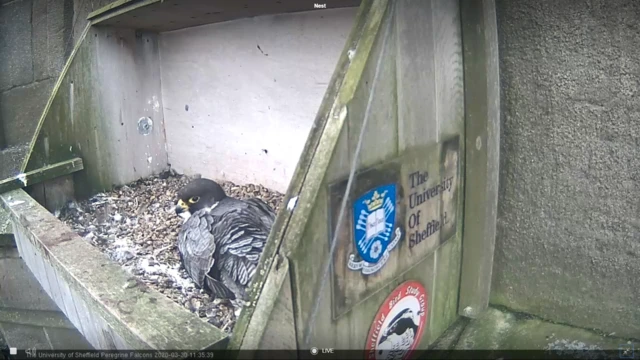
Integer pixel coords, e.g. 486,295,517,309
205,274,237,300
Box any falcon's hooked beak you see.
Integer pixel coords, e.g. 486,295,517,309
174,199,191,221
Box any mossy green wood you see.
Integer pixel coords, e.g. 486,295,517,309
0,158,83,195
229,0,377,351
88,0,362,33
457,0,501,319
87,0,150,21
235,0,466,350
20,24,91,176
23,24,168,200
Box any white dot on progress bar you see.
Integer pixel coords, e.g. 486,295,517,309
10,347,17,355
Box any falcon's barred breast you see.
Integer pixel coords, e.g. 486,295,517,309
174,179,276,304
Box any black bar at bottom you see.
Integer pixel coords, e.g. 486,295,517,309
0,348,633,360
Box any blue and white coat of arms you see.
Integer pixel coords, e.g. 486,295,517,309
348,183,403,275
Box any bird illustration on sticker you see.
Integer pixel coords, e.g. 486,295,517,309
365,281,427,360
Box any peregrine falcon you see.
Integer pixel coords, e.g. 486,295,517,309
174,178,276,312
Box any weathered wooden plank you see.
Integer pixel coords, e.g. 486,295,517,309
257,271,297,350
241,256,295,353
27,176,75,216
428,231,463,344
280,0,391,350
0,189,228,350
42,254,84,338
37,247,70,323
43,175,75,213
87,0,143,20
279,0,386,257
326,3,405,320
311,0,465,351
288,186,331,348
433,0,465,138
26,183,46,209
0,158,83,195
326,128,351,185
91,0,362,32
15,228,53,299
69,283,108,349
20,23,91,174
229,0,376,350
345,6,398,171
458,0,500,319
53,262,97,347
396,0,437,151
267,0,468,351
394,7,463,346
427,0,466,343
24,25,168,199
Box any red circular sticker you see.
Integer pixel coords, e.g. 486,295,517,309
365,280,428,360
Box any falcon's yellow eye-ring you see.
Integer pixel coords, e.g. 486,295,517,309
189,196,200,203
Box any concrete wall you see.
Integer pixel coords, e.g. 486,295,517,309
0,0,112,223
0,0,111,349
491,0,640,339
160,7,358,193
0,0,112,180
1,0,69,147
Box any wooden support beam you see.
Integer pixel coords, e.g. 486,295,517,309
0,158,83,195
458,0,501,318
88,0,157,22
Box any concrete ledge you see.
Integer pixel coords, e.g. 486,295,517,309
0,189,228,350
455,307,636,351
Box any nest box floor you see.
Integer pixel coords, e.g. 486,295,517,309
57,171,284,333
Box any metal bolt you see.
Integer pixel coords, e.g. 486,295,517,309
137,117,154,136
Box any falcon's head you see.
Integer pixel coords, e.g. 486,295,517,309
174,178,227,220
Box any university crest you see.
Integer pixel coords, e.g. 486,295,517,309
348,183,403,275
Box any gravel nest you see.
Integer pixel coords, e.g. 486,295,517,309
57,170,284,333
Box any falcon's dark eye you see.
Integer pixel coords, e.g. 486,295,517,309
189,196,200,203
